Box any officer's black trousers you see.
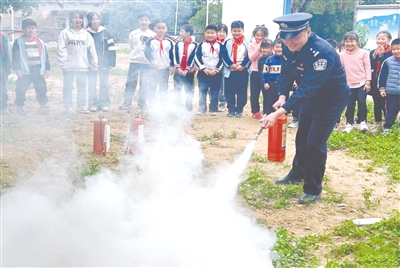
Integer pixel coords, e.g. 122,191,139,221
288,92,349,195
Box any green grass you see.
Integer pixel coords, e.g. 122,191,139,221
327,128,400,182
273,228,320,268
271,211,400,268
239,166,303,209
200,131,224,146
325,211,400,267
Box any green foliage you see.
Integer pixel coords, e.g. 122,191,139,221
356,22,370,48
229,130,238,139
79,160,102,178
326,211,400,267
239,166,303,209
251,153,267,163
1,0,72,16
188,0,222,32
101,0,203,42
327,127,400,181
273,228,319,268
200,131,223,146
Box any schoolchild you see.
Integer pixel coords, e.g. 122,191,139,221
144,20,174,104
257,39,273,115
340,31,371,133
194,24,224,115
0,15,11,115
248,25,268,119
12,19,51,115
378,38,400,135
221,20,251,118
86,12,116,112
173,24,198,112
216,24,228,111
119,11,155,109
369,30,392,125
262,38,282,115
57,10,98,113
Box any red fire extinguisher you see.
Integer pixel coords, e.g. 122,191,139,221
126,110,144,154
93,113,110,155
268,115,287,162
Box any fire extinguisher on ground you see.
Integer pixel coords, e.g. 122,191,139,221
267,114,287,162
93,112,110,156
126,110,144,154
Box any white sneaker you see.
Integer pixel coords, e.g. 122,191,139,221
342,123,353,133
333,123,340,131
288,119,299,128
359,121,369,132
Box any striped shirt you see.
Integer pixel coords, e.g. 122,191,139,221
25,40,41,66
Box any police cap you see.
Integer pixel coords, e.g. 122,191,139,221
273,13,313,39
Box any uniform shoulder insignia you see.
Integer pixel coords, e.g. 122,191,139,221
313,59,327,71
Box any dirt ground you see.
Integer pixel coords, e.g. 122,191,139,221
1,50,398,263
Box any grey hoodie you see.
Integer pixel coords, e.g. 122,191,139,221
57,28,98,71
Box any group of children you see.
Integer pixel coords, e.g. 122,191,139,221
0,10,116,115
1,11,399,134
118,12,290,120
330,30,400,134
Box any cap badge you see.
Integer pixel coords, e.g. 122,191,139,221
280,23,288,28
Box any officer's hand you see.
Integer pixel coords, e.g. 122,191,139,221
273,96,286,110
264,83,270,90
230,64,237,71
261,112,279,129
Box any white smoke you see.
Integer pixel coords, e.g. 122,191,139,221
1,104,275,267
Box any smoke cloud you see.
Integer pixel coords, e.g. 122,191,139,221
1,104,276,267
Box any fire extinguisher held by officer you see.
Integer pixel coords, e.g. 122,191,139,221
261,13,350,204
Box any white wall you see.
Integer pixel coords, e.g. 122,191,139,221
222,0,284,40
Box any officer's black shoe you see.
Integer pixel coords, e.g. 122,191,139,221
275,176,302,185
298,193,321,204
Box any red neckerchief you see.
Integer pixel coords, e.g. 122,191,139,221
154,35,165,55
25,36,42,55
180,38,192,71
232,36,244,64
217,37,225,43
375,45,392,78
205,40,216,54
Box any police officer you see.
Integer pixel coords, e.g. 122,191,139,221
262,13,350,204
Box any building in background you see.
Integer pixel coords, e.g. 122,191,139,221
0,0,108,42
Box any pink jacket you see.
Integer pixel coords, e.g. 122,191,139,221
340,47,371,88
248,41,261,72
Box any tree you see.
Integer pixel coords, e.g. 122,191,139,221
101,0,202,42
292,0,356,41
0,0,71,16
188,0,222,32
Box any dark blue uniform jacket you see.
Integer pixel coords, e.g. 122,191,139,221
278,33,349,112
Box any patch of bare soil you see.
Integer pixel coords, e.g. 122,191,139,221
1,51,398,265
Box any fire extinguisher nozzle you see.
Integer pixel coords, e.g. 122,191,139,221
253,126,265,141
